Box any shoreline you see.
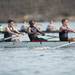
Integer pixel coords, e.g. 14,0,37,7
0,16,75,23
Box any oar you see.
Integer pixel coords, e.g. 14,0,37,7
37,35,53,40
37,34,59,41
52,42,75,49
0,34,21,42
0,32,25,42
46,35,59,38
0,36,13,42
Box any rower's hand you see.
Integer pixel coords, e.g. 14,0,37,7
20,33,25,35
17,32,25,36
36,32,40,35
16,34,19,37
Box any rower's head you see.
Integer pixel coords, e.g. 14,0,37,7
29,20,36,27
50,19,55,24
61,19,69,26
8,19,16,27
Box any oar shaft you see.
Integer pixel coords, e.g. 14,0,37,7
0,35,18,42
53,42,75,49
46,35,59,38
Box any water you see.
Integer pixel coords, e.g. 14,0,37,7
0,48,75,75
0,22,75,75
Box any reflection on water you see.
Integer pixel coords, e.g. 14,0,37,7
0,48,75,75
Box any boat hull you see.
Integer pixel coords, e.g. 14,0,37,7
0,41,74,48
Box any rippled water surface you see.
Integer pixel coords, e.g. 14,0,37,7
0,47,75,75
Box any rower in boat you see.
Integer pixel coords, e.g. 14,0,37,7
46,20,56,32
59,18,75,41
4,19,21,42
27,20,47,42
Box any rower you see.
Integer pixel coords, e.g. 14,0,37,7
59,18,75,41
27,20,47,42
46,20,56,32
4,19,21,42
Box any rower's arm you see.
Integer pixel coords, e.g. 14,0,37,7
60,26,75,32
36,28,45,35
12,27,21,34
67,28,75,32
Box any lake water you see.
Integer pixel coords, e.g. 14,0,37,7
0,22,75,75
0,47,75,75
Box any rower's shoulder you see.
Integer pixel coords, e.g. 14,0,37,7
60,26,66,29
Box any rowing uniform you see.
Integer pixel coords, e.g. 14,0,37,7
59,26,68,41
4,32,12,42
4,27,14,42
28,26,37,41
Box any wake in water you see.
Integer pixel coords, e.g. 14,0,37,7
31,42,75,50
32,46,53,50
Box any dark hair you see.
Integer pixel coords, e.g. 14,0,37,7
61,18,68,24
29,20,32,25
29,20,35,26
8,19,15,23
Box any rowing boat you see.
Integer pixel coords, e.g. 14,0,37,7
0,41,75,49
0,32,59,42
0,32,75,48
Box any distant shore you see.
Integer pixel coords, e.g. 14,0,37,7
0,16,75,23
